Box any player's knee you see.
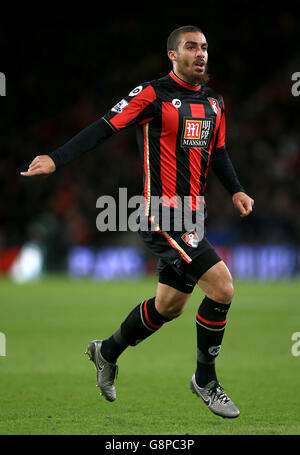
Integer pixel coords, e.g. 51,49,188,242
206,277,234,305
215,279,234,304
168,304,185,319
223,280,234,304
155,294,187,319
165,307,185,319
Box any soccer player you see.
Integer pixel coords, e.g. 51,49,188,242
21,25,254,419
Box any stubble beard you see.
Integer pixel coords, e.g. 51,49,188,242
177,60,210,86
193,64,210,86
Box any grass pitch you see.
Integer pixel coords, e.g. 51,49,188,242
0,276,299,435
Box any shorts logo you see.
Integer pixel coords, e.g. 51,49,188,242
208,98,219,115
182,231,199,248
129,85,143,96
111,99,129,113
181,117,213,149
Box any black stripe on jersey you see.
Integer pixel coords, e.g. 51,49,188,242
175,102,192,200
199,102,216,193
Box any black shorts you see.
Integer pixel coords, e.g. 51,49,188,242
138,222,222,294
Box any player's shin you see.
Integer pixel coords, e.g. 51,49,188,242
195,296,231,387
100,297,172,363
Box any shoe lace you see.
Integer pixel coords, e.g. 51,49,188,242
208,382,230,404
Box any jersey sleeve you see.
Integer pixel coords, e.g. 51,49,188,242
103,82,157,131
48,82,157,168
210,145,245,195
213,96,226,149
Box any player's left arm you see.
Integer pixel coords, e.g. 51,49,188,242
210,146,254,218
232,191,254,218
210,96,254,218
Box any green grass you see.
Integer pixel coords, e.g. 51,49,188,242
0,276,299,435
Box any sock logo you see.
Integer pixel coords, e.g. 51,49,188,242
214,307,228,313
208,345,221,356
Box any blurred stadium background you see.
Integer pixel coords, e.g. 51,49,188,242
1,4,300,437
1,5,300,283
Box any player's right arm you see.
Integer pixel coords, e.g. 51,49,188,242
20,83,156,177
20,154,56,176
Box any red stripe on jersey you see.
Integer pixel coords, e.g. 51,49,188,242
109,85,156,131
160,102,179,208
214,98,226,148
189,104,205,210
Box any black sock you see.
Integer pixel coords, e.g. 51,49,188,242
100,330,128,364
195,296,231,387
196,357,217,387
101,297,171,363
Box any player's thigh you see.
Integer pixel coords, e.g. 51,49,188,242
197,260,234,304
155,282,191,318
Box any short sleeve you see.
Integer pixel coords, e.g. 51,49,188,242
103,83,157,132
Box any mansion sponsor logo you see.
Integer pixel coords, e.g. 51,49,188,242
181,117,213,148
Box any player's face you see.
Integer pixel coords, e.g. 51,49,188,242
169,32,209,85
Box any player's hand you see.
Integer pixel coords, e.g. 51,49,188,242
20,155,56,177
232,192,254,218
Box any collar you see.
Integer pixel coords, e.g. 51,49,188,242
169,71,201,91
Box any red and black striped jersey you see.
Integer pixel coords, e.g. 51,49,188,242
103,71,225,213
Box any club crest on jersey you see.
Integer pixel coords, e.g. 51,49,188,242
181,231,200,248
208,98,219,115
181,117,213,149
111,99,129,113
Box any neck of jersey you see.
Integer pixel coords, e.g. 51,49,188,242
169,71,201,91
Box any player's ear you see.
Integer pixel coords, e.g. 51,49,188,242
167,49,177,64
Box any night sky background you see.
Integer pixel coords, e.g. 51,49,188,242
1,3,299,271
